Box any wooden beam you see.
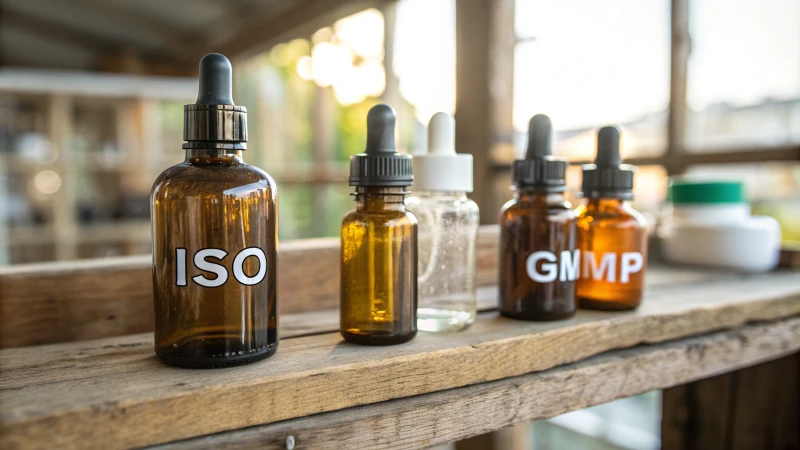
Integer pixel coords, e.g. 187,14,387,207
662,352,800,450
1,8,120,54
2,310,798,449
456,0,494,223
0,226,499,348
155,321,799,450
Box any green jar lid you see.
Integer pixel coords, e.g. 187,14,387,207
667,180,745,204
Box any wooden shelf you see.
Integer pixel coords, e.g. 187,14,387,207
1,268,799,449
1,226,799,449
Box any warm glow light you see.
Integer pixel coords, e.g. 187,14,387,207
310,42,351,88
334,9,384,59
312,27,334,44
296,56,313,80
355,60,386,98
287,39,310,59
33,170,61,194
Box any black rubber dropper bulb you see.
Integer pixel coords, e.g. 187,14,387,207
196,53,234,105
525,114,553,158
366,104,396,154
512,113,566,190
595,125,622,166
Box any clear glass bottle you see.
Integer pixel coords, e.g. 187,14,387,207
406,113,479,332
340,104,417,345
151,54,278,368
576,126,647,311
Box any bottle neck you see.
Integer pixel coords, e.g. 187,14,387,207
585,197,628,212
185,148,244,165
354,186,408,212
515,187,567,204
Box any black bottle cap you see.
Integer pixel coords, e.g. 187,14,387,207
183,53,247,149
512,114,567,191
348,104,413,187
579,125,635,199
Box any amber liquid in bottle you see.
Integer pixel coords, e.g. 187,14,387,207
341,186,418,345
575,198,646,310
151,149,278,367
499,189,578,320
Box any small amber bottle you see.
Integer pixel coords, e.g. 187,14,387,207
576,126,647,310
499,114,578,321
151,54,278,367
340,104,417,345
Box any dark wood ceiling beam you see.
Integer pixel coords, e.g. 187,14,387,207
2,8,121,54
66,0,201,63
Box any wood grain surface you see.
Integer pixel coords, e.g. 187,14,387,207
1,270,798,449
0,226,501,348
156,319,800,450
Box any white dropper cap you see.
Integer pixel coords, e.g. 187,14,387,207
412,112,473,192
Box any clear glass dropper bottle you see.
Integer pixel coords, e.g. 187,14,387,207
406,112,479,332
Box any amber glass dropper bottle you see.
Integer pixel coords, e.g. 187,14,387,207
151,54,278,368
576,126,647,310
498,114,578,321
340,104,417,345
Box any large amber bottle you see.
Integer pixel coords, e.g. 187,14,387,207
151,54,278,367
499,115,578,321
576,126,647,310
340,104,417,345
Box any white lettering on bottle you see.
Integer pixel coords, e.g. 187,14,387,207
526,251,558,283
560,250,581,282
584,251,617,282
526,250,581,283
232,247,268,286
177,248,269,287
620,252,644,283
582,251,644,283
192,249,229,287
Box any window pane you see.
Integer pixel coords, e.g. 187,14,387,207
686,0,800,151
513,0,670,160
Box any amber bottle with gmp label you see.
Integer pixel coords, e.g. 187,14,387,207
151,54,278,368
498,114,578,321
576,126,647,310
340,104,417,345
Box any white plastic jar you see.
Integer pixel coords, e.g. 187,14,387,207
658,180,781,272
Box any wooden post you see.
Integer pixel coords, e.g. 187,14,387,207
666,0,690,175
456,0,493,224
662,352,800,450
49,95,78,261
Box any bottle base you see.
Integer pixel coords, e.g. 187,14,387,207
417,308,474,332
341,329,417,346
155,338,278,369
578,296,640,311
499,309,575,321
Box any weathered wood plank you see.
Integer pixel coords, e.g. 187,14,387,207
1,271,798,449
662,352,800,450
156,320,800,450
0,226,500,348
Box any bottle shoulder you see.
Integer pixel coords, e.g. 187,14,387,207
342,207,417,229
576,200,647,228
499,196,576,223
151,161,277,199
